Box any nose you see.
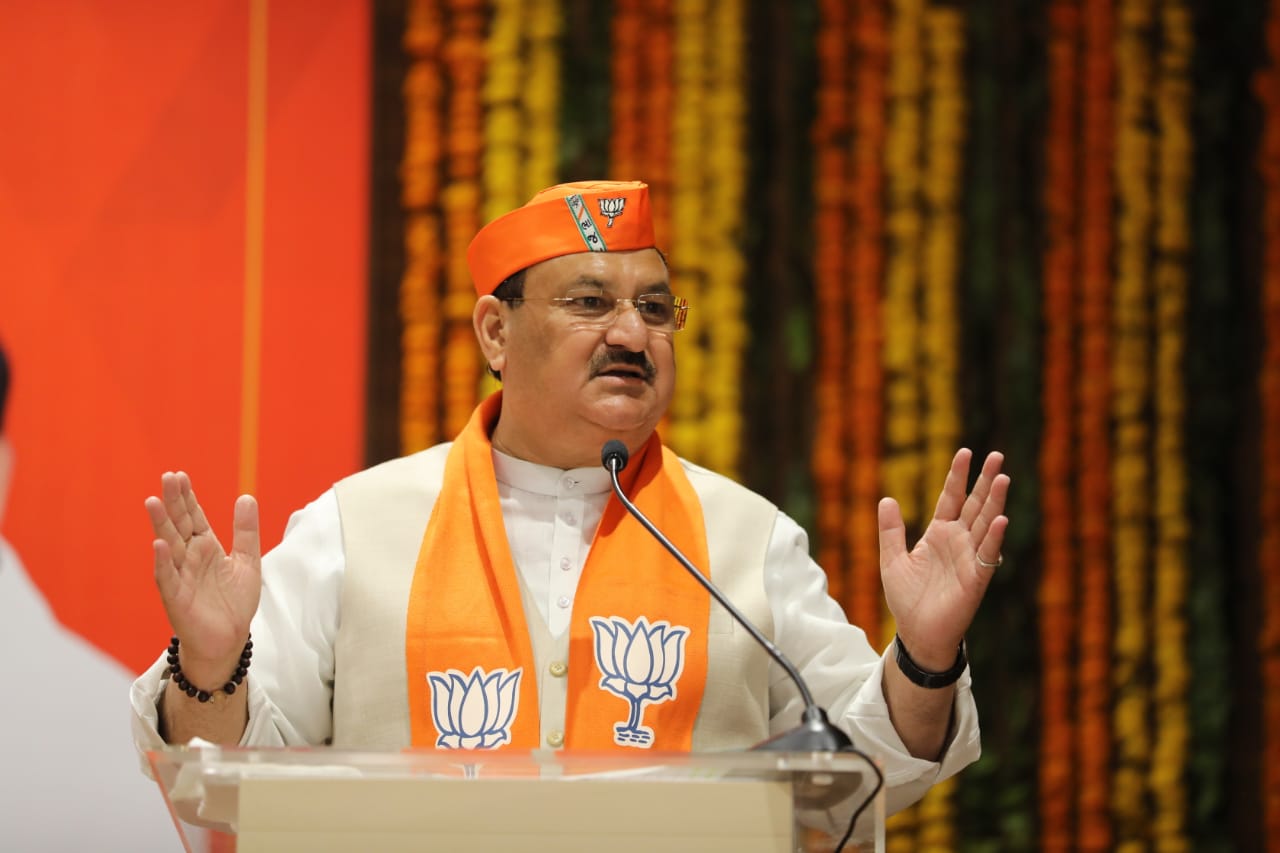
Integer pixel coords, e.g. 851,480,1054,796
603,299,649,349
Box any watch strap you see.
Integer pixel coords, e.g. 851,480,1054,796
894,634,967,689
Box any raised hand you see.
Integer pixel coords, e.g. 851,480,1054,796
878,449,1009,669
145,471,261,689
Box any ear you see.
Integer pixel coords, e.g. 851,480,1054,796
472,295,509,375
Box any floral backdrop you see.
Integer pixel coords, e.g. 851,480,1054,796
366,0,1280,848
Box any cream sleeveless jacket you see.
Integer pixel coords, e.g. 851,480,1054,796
330,443,779,751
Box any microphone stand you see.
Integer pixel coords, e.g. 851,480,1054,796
600,441,886,846
600,441,852,753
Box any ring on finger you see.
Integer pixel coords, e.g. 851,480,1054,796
977,552,1003,569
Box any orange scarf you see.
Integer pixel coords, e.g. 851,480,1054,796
405,393,710,750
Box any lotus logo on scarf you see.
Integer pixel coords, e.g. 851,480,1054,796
589,616,689,748
426,667,522,749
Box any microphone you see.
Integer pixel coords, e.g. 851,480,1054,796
599,439,854,754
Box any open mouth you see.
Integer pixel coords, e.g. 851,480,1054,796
596,366,648,380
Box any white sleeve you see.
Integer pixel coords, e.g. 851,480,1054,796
763,510,981,814
131,490,346,760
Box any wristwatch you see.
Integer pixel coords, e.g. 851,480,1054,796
894,634,967,689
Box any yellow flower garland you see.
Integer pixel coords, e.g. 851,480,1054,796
914,8,966,846
883,0,925,846
701,0,747,478
1150,1,1193,845
1112,0,1155,842
669,0,709,461
522,2,562,198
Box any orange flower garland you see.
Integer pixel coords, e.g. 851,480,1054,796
440,0,487,437
610,0,643,179
1076,0,1115,845
1256,0,1280,838
847,0,889,641
641,0,675,252
1038,1,1079,846
400,0,448,454
811,0,853,598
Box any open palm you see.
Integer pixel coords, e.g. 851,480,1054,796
144,471,261,679
878,449,1009,665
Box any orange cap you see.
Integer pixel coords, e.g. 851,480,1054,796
467,180,656,296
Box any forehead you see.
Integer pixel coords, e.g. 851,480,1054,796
524,248,669,295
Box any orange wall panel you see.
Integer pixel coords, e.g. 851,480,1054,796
0,0,370,673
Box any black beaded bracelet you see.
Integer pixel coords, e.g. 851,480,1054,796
166,635,253,703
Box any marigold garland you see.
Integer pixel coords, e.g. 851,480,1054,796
481,0,525,225
642,0,675,252
400,0,448,454
811,0,853,598
668,0,709,461
1038,2,1079,847
700,0,747,479
1077,0,1116,845
1111,0,1155,842
847,0,889,642
1150,1,1193,846
883,0,926,846
610,0,644,182
914,8,966,846
1256,0,1280,839
436,1,488,437
522,2,562,197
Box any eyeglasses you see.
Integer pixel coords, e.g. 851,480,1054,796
505,291,690,334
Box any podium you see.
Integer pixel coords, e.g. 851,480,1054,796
147,746,885,852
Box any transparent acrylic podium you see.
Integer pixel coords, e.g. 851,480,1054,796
147,746,885,852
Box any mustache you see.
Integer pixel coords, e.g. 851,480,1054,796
589,348,657,382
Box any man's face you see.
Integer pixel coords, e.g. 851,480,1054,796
487,248,676,467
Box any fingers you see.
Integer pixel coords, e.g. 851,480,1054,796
152,538,181,603
161,472,195,539
976,514,1010,569
959,451,1005,527
231,494,261,566
878,497,908,569
178,472,212,537
969,471,1011,547
145,493,188,568
931,449,974,522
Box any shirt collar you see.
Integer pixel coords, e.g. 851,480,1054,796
490,448,612,497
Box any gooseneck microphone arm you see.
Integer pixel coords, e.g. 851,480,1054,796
600,439,853,752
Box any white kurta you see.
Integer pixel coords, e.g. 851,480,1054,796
132,449,982,816
0,538,178,851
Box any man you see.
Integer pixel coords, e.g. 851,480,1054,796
0,340,177,851
133,181,1009,818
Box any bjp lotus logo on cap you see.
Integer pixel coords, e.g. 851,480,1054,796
598,197,626,227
